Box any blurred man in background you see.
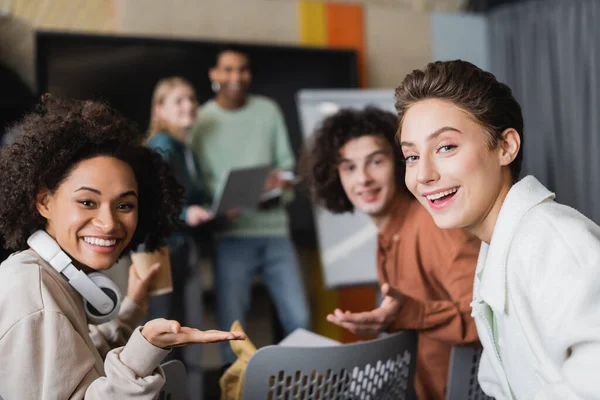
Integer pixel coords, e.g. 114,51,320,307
189,48,310,365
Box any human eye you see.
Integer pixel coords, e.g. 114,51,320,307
77,199,96,207
371,157,385,166
437,144,457,154
340,163,355,172
117,202,136,211
402,154,419,164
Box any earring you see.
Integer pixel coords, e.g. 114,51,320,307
211,81,220,93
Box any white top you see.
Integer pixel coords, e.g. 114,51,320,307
0,249,170,399
472,176,600,399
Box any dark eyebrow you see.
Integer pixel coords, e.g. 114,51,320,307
120,191,138,199
74,187,138,198
400,126,462,148
74,186,101,195
339,149,388,164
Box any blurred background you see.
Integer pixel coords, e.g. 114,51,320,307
1,0,598,398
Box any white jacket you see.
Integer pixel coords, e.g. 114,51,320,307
472,176,600,400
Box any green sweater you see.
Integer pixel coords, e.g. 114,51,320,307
189,96,295,238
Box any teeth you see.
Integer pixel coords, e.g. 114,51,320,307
426,187,458,201
83,237,117,247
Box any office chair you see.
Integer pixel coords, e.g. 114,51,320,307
242,330,418,399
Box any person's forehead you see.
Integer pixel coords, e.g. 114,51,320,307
218,51,249,66
340,135,392,158
169,84,194,96
63,157,137,187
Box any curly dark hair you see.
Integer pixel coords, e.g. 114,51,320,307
300,106,408,214
0,95,183,253
395,60,524,182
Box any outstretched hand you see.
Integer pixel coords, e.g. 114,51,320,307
141,318,246,349
326,283,404,336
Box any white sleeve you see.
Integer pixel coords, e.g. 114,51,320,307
85,328,169,399
529,226,600,400
0,310,169,400
89,296,145,358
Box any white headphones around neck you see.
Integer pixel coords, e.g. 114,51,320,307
27,230,122,324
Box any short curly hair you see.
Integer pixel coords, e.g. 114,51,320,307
300,106,408,214
0,95,183,253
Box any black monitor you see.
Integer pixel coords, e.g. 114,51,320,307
35,32,359,240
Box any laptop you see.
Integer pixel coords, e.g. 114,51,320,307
211,165,272,216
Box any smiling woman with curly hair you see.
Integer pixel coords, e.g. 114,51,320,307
0,95,181,254
0,95,244,399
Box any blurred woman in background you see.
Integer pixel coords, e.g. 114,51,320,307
147,76,213,398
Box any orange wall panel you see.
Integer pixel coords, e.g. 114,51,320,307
326,3,367,87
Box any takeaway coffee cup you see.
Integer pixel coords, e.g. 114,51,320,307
131,246,173,296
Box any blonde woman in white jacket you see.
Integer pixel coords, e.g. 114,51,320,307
0,95,244,399
395,60,600,400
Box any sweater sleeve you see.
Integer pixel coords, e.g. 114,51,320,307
84,328,169,399
272,104,295,172
88,296,146,359
0,310,168,400
271,103,295,204
188,125,218,198
389,228,480,345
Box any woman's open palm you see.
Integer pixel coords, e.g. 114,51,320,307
141,318,246,349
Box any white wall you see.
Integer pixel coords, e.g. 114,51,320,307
431,12,490,70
